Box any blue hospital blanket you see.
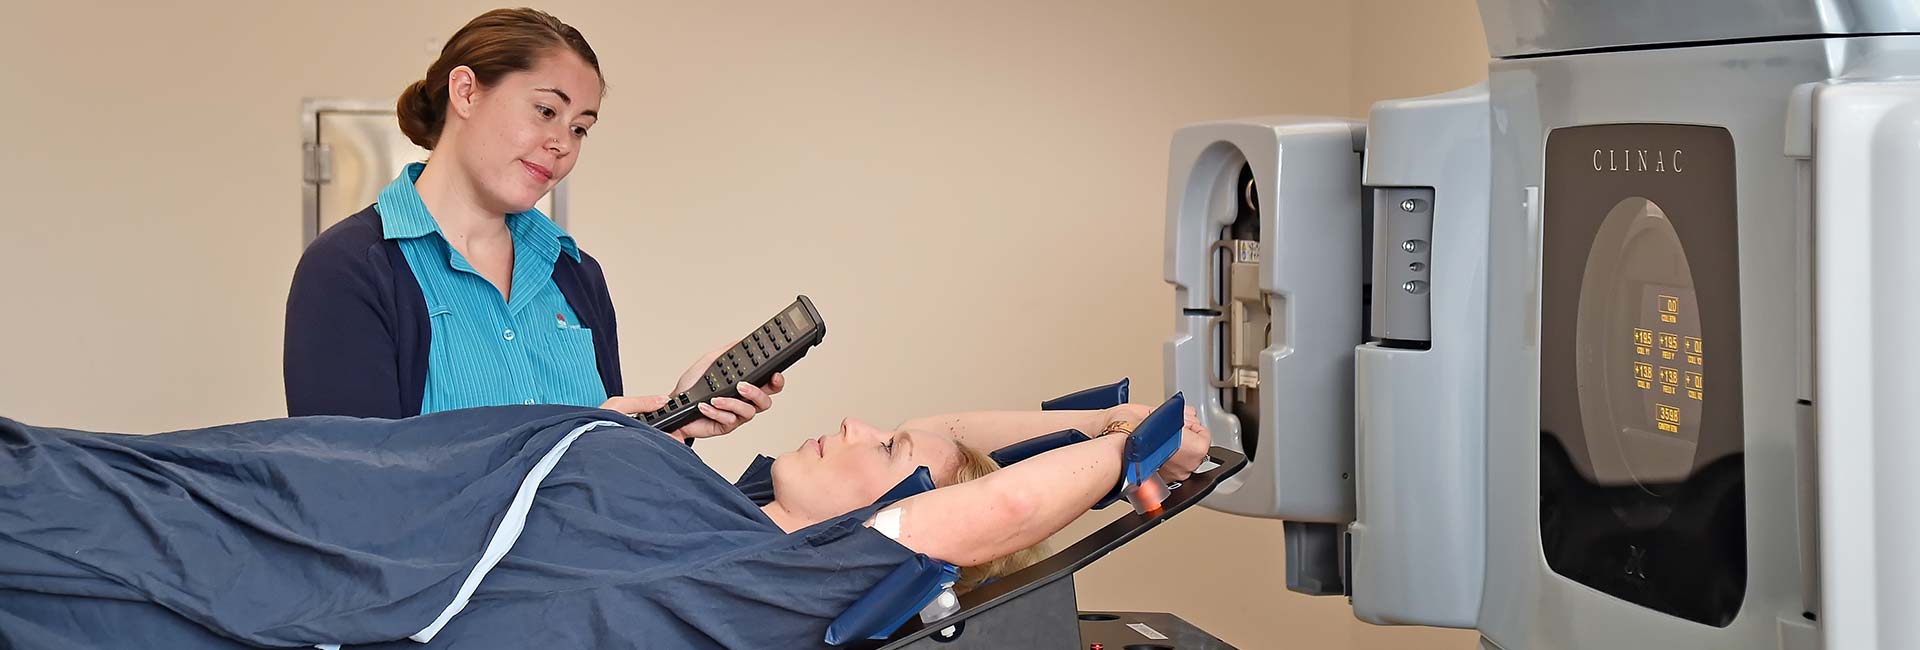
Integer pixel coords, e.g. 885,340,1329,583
0,406,914,649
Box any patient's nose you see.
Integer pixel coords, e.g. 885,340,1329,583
840,417,878,442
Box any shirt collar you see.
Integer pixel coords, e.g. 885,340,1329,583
376,163,439,240
376,162,581,262
509,203,582,263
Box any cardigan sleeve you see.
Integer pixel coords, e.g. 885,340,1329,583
284,234,410,419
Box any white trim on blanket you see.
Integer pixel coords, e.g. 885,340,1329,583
407,419,623,643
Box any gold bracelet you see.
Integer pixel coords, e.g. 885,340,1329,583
1099,420,1135,437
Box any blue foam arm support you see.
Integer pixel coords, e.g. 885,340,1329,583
1124,392,1185,488
987,429,1128,509
1039,378,1130,411
988,429,1091,467
824,555,960,645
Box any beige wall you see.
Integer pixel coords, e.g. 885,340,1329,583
0,2,1485,648
1350,0,1492,115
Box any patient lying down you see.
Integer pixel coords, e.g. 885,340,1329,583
0,402,1209,650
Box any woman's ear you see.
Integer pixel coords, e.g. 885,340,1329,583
447,65,480,119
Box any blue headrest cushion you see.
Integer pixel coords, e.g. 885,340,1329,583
824,554,960,645
876,466,936,505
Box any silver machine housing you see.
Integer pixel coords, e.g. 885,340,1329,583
1163,1,1920,648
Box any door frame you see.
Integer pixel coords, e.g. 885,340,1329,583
300,97,570,247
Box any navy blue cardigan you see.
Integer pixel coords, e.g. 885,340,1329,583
284,206,623,418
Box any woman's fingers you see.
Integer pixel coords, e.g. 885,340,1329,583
735,382,775,412
624,374,782,438
713,397,759,420
674,397,757,440
697,402,742,428
600,395,669,416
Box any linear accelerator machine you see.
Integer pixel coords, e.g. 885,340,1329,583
1165,1,1920,648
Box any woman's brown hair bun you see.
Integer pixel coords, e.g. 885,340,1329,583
396,78,444,150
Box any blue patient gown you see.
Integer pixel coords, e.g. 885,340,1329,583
0,406,914,650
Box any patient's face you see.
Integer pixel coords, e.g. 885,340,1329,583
771,417,961,520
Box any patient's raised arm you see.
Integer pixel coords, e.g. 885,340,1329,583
899,404,1211,481
871,433,1128,567
896,409,1110,453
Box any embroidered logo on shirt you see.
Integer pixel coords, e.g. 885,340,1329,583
556,313,582,330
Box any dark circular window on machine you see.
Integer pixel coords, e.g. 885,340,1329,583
1538,124,1746,627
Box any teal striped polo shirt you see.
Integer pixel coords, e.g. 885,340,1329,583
378,163,607,413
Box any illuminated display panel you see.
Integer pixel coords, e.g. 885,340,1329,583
1639,283,1701,435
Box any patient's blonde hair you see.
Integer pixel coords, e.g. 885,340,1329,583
948,442,1048,594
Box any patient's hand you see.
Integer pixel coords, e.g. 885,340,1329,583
1166,406,1211,480
1101,403,1211,481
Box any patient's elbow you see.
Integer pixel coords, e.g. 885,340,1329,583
1000,487,1039,529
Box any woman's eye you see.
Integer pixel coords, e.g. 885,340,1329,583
536,105,555,118
571,125,589,138
883,440,895,457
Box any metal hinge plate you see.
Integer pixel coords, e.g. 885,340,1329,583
303,142,333,184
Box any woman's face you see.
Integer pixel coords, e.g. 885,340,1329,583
770,418,961,520
449,50,601,214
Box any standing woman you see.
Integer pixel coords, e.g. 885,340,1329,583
285,8,778,437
